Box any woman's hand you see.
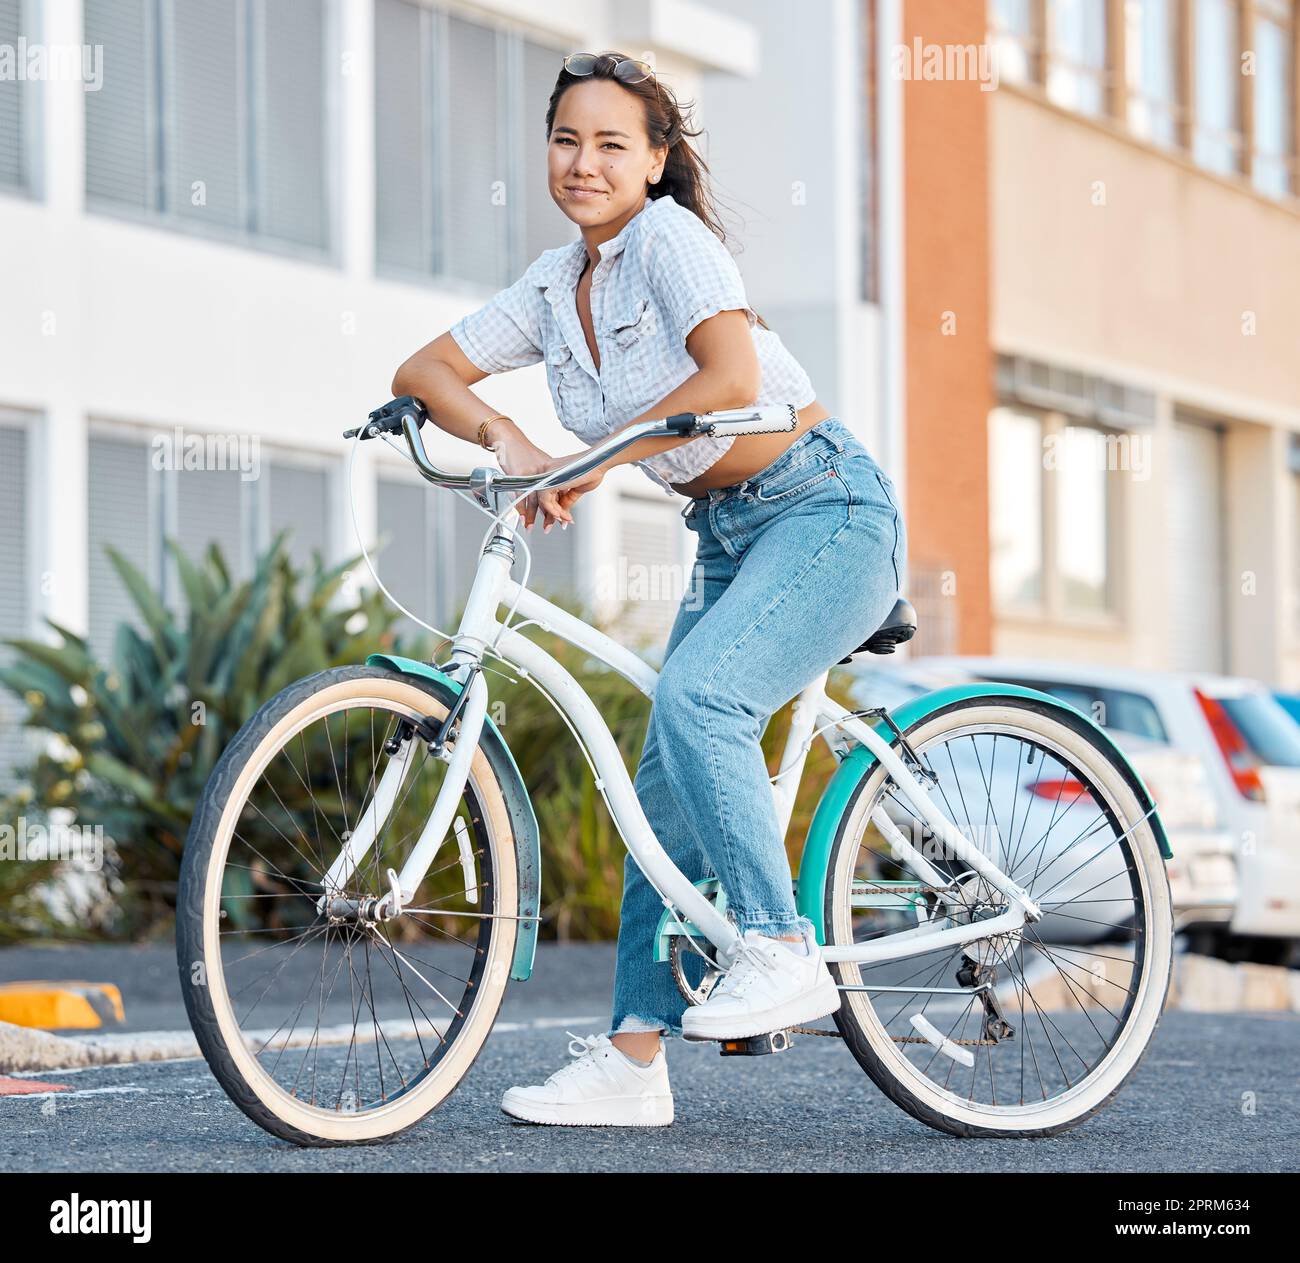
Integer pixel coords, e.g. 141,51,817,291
544,459,607,525
492,432,570,531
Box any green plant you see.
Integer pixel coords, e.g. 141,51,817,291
0,533,407,938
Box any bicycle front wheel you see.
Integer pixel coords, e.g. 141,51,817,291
824,695,1173,1138
176,665,520,1146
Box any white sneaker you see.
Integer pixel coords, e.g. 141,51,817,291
681,926,841,1042
500,1031,674,1127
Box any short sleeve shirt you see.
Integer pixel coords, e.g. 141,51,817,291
448,193,816,495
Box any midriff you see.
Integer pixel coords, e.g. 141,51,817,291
669,399,833,498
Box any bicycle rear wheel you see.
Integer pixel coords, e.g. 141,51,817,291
176,665,519,1145
824,696,1173,1138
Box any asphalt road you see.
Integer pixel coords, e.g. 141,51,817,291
1,943,1296,1172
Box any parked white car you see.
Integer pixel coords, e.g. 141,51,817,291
843,660,1236,948
882,658,1300,966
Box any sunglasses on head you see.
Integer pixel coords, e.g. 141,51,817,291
563,52,655,84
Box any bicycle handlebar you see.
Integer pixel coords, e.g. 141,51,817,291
343,398,799,496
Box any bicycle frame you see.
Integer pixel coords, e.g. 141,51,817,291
325,490,1044,971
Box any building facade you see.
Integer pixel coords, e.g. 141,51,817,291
903,0,1300,686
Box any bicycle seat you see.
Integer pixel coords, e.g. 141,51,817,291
837,597,918,663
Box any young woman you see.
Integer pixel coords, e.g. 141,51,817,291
391,51,907,1127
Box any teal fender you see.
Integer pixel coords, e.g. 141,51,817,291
794,682,1174,945
366,654,540,981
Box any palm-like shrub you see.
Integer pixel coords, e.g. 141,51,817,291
0,535,405,938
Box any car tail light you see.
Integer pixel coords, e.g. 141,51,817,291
1194,689,1266,801
1027,777,1089,801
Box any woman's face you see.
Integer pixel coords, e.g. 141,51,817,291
548,80,666,229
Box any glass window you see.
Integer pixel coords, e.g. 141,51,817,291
377,477,437,635
444,14,506,287
1218,694,1300,767
990,0,1039,85
1055,426,1113,615
84,0,330,251
1252,0,1294,197
1193,0,1244,174
0,0,34,193
374,0,429,273
1047,0,1109,116
374,2,573,286
0,422,29,792
175,467,249,581
991,409,1044,609
1125,0,1182,147
522,38,577,270
991,409,1122,622
267,462,331,574
87,434,154,663
1106,689,1170,741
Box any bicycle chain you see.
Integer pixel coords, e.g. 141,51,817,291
788,1026,995,1045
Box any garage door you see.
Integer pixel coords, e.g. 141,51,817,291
1169,418,1227,673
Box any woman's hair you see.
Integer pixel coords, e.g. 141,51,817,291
544,51,770,330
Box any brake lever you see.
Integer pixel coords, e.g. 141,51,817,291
343,396,428,441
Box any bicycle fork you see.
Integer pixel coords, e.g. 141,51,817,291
317,669,491,917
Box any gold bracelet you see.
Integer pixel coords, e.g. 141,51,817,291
477,414,510,448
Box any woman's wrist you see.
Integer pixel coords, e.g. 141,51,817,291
479,414,519,448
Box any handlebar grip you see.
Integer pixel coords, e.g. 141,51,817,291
698,404,798,437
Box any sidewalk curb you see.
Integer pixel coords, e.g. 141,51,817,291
0,1014,605,1075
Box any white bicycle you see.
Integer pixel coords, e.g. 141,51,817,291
176,398,1174,1145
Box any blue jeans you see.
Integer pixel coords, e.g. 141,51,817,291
607,416,908,1039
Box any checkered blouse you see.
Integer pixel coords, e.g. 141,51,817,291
448,193,816,494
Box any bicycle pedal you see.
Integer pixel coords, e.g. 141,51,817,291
718,1029,794,1057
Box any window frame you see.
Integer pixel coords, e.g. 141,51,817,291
0,408,38,790
373,0,573,293
990,404,1127,628
375,457,452,633
989,0,1300,203
989,0,1045,86
1248,0,1296,195
0,0,44,201
1044,0,1112,117
85,420,343,618
83,0,341,265
1124,0,1185,148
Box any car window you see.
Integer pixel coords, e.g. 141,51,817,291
1103,692,1169,742
1217,695,1300,768
985,677,1169,743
